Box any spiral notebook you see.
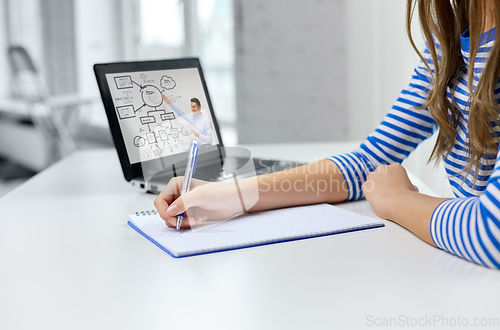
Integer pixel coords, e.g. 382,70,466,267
128,203,384,258
128,204,384,258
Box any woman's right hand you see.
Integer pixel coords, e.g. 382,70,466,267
154,177,245,229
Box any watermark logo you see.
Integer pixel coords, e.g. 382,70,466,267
366,314,499,327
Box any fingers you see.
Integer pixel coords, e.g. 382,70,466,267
185,207,208,227
154,194,170,217
154,177,183,224
164,208,208,229
155,177,212,229
166,187,208,217
190,214,208,227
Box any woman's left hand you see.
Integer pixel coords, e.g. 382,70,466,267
362,163,418,220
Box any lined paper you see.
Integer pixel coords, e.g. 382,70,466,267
128,203,384,257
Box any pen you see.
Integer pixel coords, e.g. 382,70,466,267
176,139,199,231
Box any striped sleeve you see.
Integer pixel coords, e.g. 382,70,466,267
329,48,439,201
430,146,500,269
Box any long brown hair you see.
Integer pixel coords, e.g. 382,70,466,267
406,0,500,185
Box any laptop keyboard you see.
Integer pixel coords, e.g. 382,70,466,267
148,157,305,193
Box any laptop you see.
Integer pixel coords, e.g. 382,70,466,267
94,58,302,194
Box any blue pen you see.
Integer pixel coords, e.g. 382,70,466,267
176,139,199,231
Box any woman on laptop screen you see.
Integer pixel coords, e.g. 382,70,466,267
155,0,500,269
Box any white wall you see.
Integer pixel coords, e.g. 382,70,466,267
346,0,422,140
234,0,348,144
346,0,453,197
73,0,137,127
74,0,123,99
0,0,10,98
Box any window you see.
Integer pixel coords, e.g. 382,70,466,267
1,0,237,145
137,0,236,143
196,0,235,124
137,0,185,60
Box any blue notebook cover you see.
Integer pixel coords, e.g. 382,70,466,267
128,204,384,258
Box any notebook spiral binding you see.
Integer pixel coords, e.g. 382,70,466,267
135,210,158,216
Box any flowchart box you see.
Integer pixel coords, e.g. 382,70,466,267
161,112,175,121
159,130,168,141
114,76,133,89
116,105,135,119
146,132,157,144
140,116,156,124
171,128,179,138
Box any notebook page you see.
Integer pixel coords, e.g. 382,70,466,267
128,203,384,257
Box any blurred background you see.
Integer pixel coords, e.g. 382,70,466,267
0,0,453,197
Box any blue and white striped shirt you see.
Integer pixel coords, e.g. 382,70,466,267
329,27,500,269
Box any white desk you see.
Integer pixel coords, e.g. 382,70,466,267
0,142,499,330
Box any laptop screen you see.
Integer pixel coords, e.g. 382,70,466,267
104,68,220,165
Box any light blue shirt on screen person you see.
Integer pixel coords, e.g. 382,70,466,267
170,103,213,145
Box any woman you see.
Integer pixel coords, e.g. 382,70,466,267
155,0,500,269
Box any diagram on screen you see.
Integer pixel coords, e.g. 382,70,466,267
108,72,199,162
